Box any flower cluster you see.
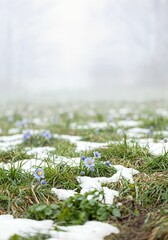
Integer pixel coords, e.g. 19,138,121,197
22,130,52,142
80,151,112,176
93,151,101,159
23,130,32,141
34,168,46,185
16,119,28,128
40,130,52,140
81,151,101,174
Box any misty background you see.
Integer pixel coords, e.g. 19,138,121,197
0,0,168,101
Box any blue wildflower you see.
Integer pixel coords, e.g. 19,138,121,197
81,155,86,161
41,130,52,140
93,151,101,159
107,115,113,123
90,167,95,172
41,179,46,185
16,119,28,128
34,168,45,181
84,157,95,169
80,171,85,176
23,130,32,141
105,160,111,166
68,112,74,119
146,129,152,136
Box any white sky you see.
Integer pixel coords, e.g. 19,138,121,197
0,0,168,94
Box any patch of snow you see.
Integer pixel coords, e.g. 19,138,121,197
0,134,22,142
112,165,139,183
1,156,81,172
75,141,108,152
50,221,119,240
0,140,22,151
32,118,44,125
0,215,53,240
126,127,150,138
26,147,56,159
51,189,76,200
156,109,168,117
52,165,138,204
54,156,81,167
8,128,20,135
147,142,168,155
71,122,116,130
53,134,82,143
2,159,49,172
117,120,142,128
153,131,168,137
0,216,119,240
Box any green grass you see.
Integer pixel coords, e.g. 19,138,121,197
0,103,168,240
0,148,34,163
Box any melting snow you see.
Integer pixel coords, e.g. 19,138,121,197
0,215,119,240
50,221,119,240
75,141,108,152
0,215,53,240
117,120,142,128
26,147,56,159
71,122,116,130
52,165,139,204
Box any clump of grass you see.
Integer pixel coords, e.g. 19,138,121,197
0,148,34,163
140,152,168,173
84,138,151,170
44,166,79,190
9,233,51,240
140,115,168,131
22,136,78,158
0,167,57,216
146,211,168,240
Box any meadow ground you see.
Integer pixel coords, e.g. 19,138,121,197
0,101,167,240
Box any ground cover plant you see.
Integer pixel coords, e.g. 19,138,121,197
0,102,167,240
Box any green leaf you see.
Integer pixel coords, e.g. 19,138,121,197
112,208,121,218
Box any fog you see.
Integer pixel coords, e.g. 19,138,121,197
0,0,168,101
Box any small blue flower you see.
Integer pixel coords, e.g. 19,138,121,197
16,119,28,128
84,158,95,169
146,129,152,136
23,130,32,141
68,112,74,119
107,115,113,123
80,171,85,176
34,168,45,181
93,151,101,159
90,167,95,172
105,160,111,166
41,130,52,140
41,179,46,185
81,156,86,161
